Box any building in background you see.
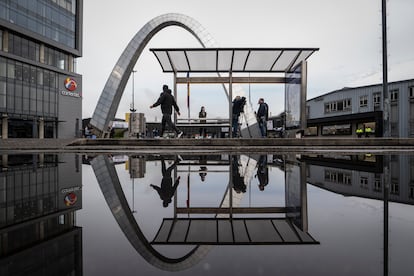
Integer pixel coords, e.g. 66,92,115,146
0,0,83,139
306,79,414,138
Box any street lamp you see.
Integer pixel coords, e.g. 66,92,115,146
130,69,137,113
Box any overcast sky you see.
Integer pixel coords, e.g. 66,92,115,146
77,0,414,121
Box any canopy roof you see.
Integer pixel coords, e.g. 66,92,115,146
150,47,319,73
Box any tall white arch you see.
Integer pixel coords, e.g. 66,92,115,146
90,13,218,135
90,13,259,137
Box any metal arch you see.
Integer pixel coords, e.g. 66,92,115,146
89,13,218,136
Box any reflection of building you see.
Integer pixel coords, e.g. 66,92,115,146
128,155,146,178
0,153,82,275
304,154,414,205
0,0,83,139
306,79,414,137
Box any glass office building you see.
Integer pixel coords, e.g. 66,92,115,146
0,0,82,138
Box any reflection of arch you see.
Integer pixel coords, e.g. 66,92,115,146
90,154,254,271
90,13,219,136
90,155,212,271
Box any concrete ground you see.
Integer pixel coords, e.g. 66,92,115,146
1,138,414,154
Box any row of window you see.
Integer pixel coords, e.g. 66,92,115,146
0,57,59,88
0,79,57,116
0,0,77,48
1,31,73,71
324,170,407,196
324,170,352,185
324,88,414,113
324,98,352,113
0,57,59,116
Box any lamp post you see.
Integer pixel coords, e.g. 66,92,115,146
130,70,137,113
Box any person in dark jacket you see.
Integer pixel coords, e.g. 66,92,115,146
150,157,181,207
232,96,246,137
150,85,183,138
257,98,269,137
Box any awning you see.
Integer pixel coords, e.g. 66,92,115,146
150,48,319,73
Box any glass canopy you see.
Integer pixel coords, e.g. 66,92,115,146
150,48,319,73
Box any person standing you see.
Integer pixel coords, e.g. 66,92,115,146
199,106,207,138
232,96,246,137
150,85,183,138
257,98,269,138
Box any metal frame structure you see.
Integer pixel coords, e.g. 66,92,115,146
151,47,318,137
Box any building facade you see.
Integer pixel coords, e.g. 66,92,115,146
304,154,414,205
306,79,414,138
0,0,83,139
0,153,82,275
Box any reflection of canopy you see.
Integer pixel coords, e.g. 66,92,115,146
152,218,318,245
90,155,212,271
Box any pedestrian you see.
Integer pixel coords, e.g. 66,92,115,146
257,98,269,137
199,106,207,137
232,96,246,137
256,155,269,191
150,85,183,138
150,156,181,207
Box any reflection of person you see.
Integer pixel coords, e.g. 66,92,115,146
232,155,246,193
199,106,207,137
150,85,183,138
198,155,207,181
199,166,207,181
150,157,181,207
257,98,269,138
232,96,246,137
256,155,269,191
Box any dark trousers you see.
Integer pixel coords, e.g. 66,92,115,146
258,117,267,137
161,113,180,136
232,114,240,137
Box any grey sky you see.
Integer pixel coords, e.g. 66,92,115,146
78,0,414,121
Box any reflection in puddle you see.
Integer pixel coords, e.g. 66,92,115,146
1,152,414,275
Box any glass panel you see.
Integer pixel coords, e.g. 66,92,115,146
186,50,216,71
217,50,233,71
245,50,281,71
291,50,313,70
273,50,299,72
231,50,249,71
153,51,172,72
0,58,6,77
168,51,189,71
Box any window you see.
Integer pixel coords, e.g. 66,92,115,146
360,177,369,189
360,95,368,107
391,181,399,195
322,124,352,136
373,92,381,106
324,170,352,185
390,89,399,102
324,99,351,113
374,178,382,192
410,86,414,98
